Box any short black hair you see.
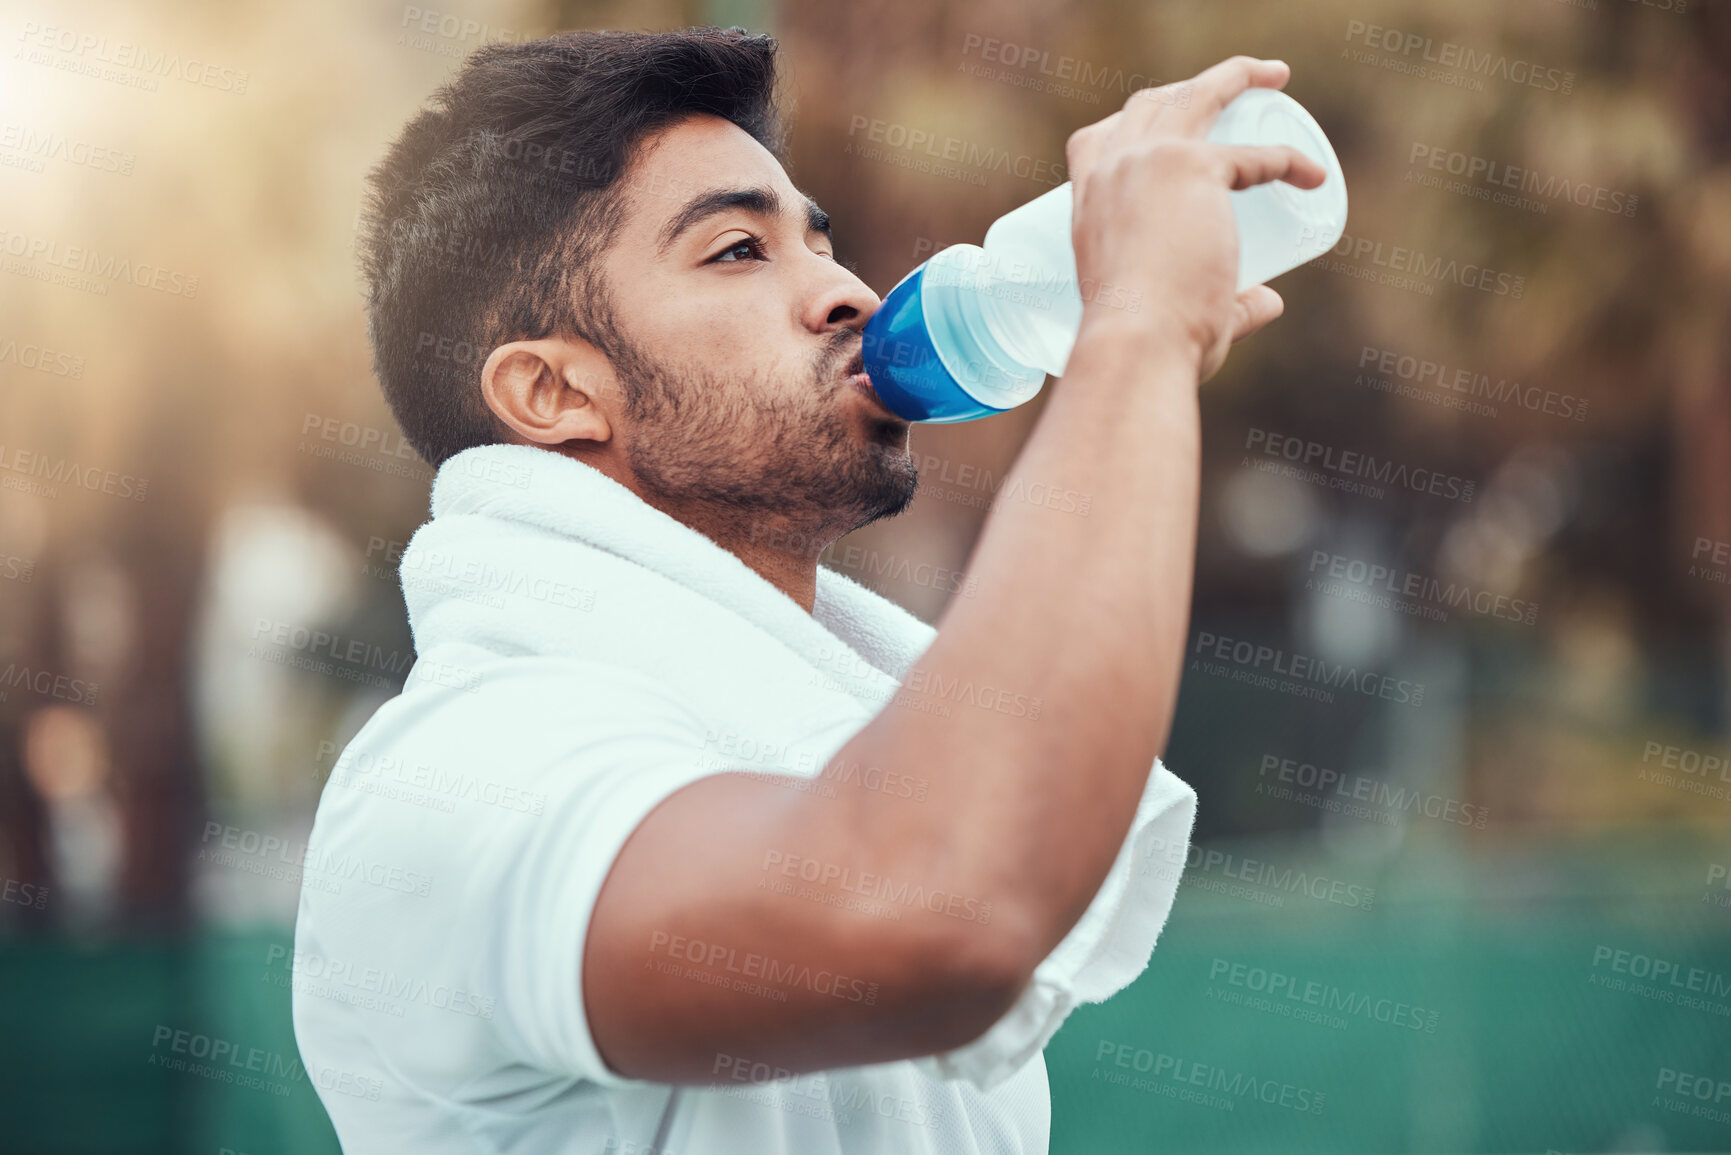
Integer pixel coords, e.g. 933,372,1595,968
357,26,786,467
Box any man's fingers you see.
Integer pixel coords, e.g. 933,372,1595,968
1114,79,1197,137
1065,112,1122,188
1230,285,1285,343
1115,56,1283,139
1163,56,1290,135
1217,144,1328,192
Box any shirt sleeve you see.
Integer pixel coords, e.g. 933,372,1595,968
909,757,1198,1093
453,656,723,1087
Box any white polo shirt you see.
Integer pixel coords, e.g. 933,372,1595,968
291,444,1196,1154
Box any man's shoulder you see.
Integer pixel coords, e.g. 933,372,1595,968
400,646,707,723
297,651,715,960
336,648,716,789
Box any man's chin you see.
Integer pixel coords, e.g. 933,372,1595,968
849,450,919,527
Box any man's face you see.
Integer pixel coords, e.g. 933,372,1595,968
591,113,916,540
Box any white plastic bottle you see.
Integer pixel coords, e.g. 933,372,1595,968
861,87,1348,422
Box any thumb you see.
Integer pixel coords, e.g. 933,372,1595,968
1230,285,1285,342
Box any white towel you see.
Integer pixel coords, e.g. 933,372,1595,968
403,443,1198,1094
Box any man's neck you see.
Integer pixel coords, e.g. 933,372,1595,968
703,510,826,613
666,504,843,613
548,444,837,613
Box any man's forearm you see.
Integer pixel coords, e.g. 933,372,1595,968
836,321,1203,968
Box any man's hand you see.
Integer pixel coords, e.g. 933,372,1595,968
1065,57,1327,382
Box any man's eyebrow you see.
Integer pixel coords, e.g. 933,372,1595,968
804,196,830,238
656,185,832,255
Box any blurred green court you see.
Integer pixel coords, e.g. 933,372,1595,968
6,834,1727,1155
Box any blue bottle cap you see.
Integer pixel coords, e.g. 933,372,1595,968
861,264,1013,424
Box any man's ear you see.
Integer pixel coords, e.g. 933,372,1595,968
480,336,619,447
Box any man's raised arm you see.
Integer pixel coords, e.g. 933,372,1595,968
584,55,1327,1083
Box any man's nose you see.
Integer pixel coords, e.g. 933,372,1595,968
802,260,882,334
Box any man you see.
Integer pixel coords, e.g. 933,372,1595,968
292,25,1322,1154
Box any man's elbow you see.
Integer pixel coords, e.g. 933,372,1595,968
887,910,1044,1057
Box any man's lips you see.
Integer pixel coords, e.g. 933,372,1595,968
849,370,897,417
841,350,899,418
837,346,907,422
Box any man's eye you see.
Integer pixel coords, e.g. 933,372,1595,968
711,237,765,263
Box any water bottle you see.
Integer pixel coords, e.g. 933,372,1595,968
861,87,1348,423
